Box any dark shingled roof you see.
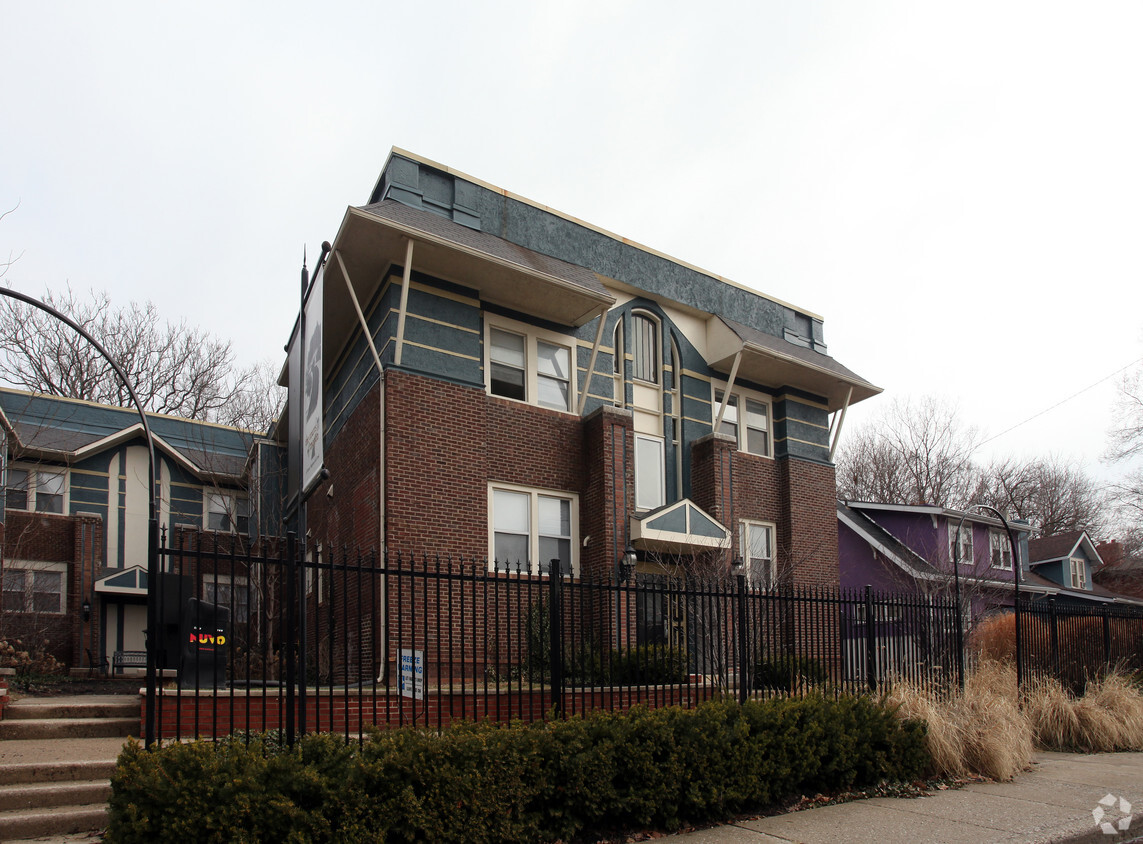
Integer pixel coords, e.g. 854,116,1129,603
358,199,613,300
0,390,253,481
1028,531,1085,564
721,317,879,390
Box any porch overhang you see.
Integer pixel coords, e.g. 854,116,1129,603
706,317,881,412
630,499,731,555
318,201,616,378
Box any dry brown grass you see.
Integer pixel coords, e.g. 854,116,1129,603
1025,671,1143,752
888,660,1032,781
889,661,1143,780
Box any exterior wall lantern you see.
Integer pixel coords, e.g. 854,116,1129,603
618,545,637,582
82,598,92,623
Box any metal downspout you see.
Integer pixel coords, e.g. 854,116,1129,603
393,238,415,367
334,249,390,682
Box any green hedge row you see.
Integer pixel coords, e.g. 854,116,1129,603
107,696,928,843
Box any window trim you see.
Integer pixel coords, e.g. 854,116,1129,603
5,464,69,515
948,522,974,566
739,520,777,589
202,573,251,623
634,434,666,512
1069,557,1086,589
630,310,660,385
711,382,773,459
1,560,68,614
989,529,1013,570
204,491,250,534
488,483,579,576
484,315,577,413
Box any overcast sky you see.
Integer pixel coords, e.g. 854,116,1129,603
3,1,1141,483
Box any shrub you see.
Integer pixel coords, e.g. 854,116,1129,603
0,637,64,680
753,655,827,691
106,696,928,843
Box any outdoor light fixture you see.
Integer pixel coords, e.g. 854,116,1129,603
82,598,91,623
731,556,745,572
618,544,637,582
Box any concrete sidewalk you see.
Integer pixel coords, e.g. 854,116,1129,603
670,752,1143,843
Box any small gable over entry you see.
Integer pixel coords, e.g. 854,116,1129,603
95,565,149,597
630,499,731,554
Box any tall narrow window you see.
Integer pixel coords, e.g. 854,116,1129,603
6,468,28,511
612,320,625,407
538,495,571,574
744,399,770,456
536,341,570,411
1,571,24,612
631,313,658,383
948,523,974,565
490,328,527,401
35,472,65,514
493,488,530,572
990,530,1013,570
635,435,665,511
715,391,738,440
740,521,775,589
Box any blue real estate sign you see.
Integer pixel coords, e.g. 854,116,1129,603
399,648,424,700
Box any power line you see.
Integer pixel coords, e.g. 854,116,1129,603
976,357,1143,450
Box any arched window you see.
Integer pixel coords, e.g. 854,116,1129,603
631,312,659,384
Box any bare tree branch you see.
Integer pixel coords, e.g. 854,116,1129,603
0,285,282,431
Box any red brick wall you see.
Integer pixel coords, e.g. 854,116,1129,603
0,512,103,669
692,433,839,589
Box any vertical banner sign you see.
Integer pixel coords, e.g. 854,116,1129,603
286,328,301,506
301,263,324,492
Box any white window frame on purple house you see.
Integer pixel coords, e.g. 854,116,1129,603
948,521,974,566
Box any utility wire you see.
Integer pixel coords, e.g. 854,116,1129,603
976,357,1143,450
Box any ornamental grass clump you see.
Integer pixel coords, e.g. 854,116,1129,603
887,660,1032,781
1025,671,1143,752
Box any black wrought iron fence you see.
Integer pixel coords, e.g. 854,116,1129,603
146,533,1143,746
1017,598,1143,693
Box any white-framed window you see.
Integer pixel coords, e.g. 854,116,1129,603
740,520,776,589
5,466,67,514
634,434,665,511
205,492,250,534
1,561,67,614
990,530,1013,570
1069,557,1087,589
485,317,575,412
202,573,250,623
948,521,974,565
631,311,659,384
489,484,578,576
711,385,772,458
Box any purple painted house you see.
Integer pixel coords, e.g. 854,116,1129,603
837,500,1030,618
838,501,1143,612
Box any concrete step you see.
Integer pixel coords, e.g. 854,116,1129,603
5,700,138,720
0,780,111,812
0,760,117,787
0,803,108,841
0,717,139,740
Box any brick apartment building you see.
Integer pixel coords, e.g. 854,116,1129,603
291,148,880,636
0,389,275,672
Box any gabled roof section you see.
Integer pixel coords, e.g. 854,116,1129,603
0,389,253,482
630,499,731,552
94,565,148,596
838,502,945,582
1028,531,1103,571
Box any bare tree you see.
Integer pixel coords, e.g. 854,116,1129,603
0,286,282,432
836,396,982,507
976,455,1107,538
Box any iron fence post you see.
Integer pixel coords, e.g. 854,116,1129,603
285,531,297,747
1049,597,1060,679
1102,605,1112,665
549,559,563,717
736,572,748,704
864,585,877,694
